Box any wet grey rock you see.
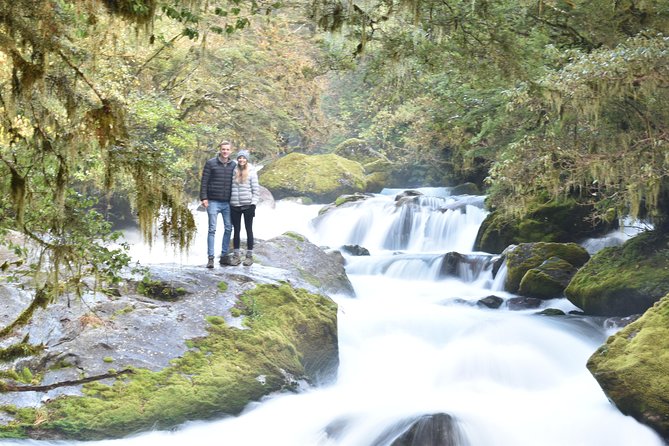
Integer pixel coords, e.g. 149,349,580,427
477,295,504,309
507,296,542,310
0,232,349,408
341,244,370,256
254,232,355,297
371,413,469,446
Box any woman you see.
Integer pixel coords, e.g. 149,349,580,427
229,149,260,266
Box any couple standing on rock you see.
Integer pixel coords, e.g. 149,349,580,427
199,140,260,268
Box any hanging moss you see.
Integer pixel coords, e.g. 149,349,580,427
85,99,129,148
100,0,157,26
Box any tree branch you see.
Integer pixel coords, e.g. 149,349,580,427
135,33,184,76
0,369,135,393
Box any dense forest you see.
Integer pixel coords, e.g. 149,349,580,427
0,0,668,301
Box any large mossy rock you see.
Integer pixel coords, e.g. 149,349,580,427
565,231,669,316
587,295,669,440
31,283,338,440
259,153,366,203
518,256,579,299
474,199,616,254
504,242,590,294
0,233,344,440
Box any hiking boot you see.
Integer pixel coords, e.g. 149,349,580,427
242,252,253,266
219,254,231,266
206,256,214,269
228,253,241,266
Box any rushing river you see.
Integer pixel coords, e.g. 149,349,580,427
3,188,665,446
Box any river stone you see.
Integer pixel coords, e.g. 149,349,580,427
473,199,617,254
565,230,669,316
369,413,468,446
389,413,468,446
518,256,578,299
507,296,542,310
0,233,344,440
587,294,669,440
504,242,590,294
477,295,504,309
259,153,366,203
254,231,355,296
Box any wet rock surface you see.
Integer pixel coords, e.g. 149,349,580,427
0,232,348,415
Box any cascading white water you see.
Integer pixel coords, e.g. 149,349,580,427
3,189,664,446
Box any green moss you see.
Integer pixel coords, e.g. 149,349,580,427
0,343,44,363
0,405,39,438
137,277,187,301
518,257,577,299
258,153,366,203
102,357,114,363
10,284,338,441
505,242,589,293
519,269,566,298
298,269,322,289
0,370,21,381
334,194,368,207
587,295,669,437
474,199,616,254
217,281,228,292
205,316,226,326
18,367,33,383
112,306,134,318
535,308,566,316
565,231,669,315
283,231,306,242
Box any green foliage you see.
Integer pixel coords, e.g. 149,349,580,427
490,34,669,226
314,0,669,224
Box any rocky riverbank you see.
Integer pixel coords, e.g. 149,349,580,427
0,232,350,440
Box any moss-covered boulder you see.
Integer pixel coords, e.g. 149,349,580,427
504,242,590,294
474,199,616,254
518,256,578,299
0,230,346,440
259,153,366,203
587,295,669,440
1,283,338,440
565,231,669,316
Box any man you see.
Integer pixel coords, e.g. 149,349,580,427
200,141,237,268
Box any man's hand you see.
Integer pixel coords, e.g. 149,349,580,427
201,199,209,208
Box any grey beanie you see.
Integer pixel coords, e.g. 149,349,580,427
237,150,250,161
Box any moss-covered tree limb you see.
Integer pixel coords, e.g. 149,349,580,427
0,287,50,338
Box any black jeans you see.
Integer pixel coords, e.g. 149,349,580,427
231,205,255,250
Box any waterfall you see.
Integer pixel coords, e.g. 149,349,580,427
3,189,664,446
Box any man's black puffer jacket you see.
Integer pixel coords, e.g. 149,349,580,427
200,157,236,201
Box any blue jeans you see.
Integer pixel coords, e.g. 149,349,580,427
206,200,232,258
